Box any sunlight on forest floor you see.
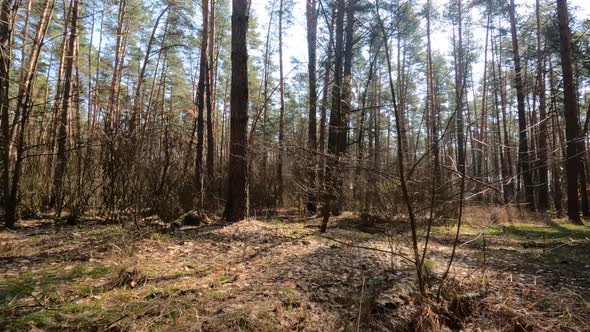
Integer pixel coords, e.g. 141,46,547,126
1,210,589,331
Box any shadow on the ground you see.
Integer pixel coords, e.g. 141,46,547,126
2,214,589,331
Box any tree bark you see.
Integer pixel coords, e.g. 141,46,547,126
195,0,209,200
223,0,249,222
556,0,581,223
318,10,335,187
333,0,354,214
0,0,15,228
306,0,317,214
320,0,345,232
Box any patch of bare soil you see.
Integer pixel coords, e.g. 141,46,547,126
1,214,589,331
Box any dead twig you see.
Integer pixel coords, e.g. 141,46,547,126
322,235,415,265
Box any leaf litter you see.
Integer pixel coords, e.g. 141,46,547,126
0,214,588,331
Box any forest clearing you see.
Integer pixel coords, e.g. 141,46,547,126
1,208,589,331
1,0,590,330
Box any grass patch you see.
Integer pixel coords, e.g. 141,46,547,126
265,219,283,226
87,265,112,277
4,310,57,331
150,232,173,241
1,263,113,327
29,234,42,245
426,223,503,237
501,222,590,241
281,287,299,311
205,290,227,300
0,273,34,306
4,299,110,331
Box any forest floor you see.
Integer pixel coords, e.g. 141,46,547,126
1,208,589,331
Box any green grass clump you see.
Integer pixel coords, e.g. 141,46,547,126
5,310,57,331
87,265,112,277
1,264,114,329
0,273,35,306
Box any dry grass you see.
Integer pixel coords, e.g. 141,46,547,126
1,209,588,331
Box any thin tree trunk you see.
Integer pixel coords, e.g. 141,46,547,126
206,0,216,181
509,0,535,210
195,0,209,201
535,0,549,211
426,0,441,201
477,12,490,182
496,20,515,202
51,0,79,213
261,2,274,174
276,0,285,208
548,61,563,215
454,0,466,180
104,0,127,209
376,0,425,295
131,5,170,139
306,0,317,214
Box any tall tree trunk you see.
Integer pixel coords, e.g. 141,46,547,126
104,0,127,209
318,10,335,187
556,0,581,223
306,0,317,214
454,0,466,180
195,0,209,202
535,0,549,211
9,0,53,226
91,6,104,134
426,0,441,202
495,19,515,202
223,0,249,222
51,0,79,213
261,2,274,174
548,61,563,215
333,0,354,214
320,0,345,232
477,12,490,183
45,3,69,203
396,27,409,169
0,0,15,228
276,0,285,208
206,0,216,181
490,32,506,202
509,0,535,210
